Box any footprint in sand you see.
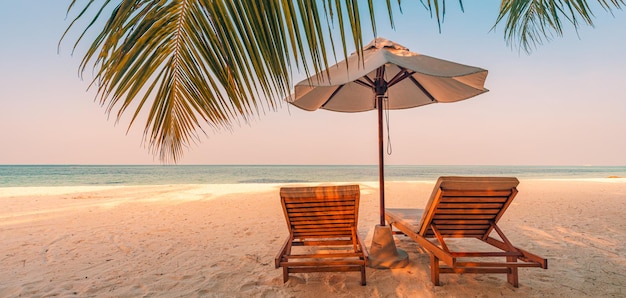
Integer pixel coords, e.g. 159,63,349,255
42,234,70,263
242,254,270,266
111,235,132,254
239,281,259,292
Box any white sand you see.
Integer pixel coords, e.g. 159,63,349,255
1,179,624,297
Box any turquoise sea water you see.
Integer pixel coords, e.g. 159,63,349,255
0,165,624,187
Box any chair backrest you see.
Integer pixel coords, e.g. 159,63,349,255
280,185,360,239
417,177,519,238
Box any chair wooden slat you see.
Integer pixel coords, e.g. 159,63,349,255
440,190,513,197
437,203,504,209
291,240,354,246
434,208,502,214
433,214,496,220
433,219,492,225
285,201,355,208
288,210,356,217
285,252,365,259
434,224,492,230
440,197,509,203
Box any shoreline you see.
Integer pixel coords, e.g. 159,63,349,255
1,176,624,191
3,164,625,188
1,180,625,297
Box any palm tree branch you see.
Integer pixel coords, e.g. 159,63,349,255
495,0,624,53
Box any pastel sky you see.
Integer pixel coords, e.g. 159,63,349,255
1,2,624,165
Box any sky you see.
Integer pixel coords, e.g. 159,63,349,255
0,1,624,166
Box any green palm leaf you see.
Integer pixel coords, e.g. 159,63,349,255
63,0,398,162
495,0,624,53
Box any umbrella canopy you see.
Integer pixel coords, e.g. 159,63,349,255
289,37,489,226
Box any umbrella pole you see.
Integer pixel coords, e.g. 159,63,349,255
370,95,409,269
377,95,386,226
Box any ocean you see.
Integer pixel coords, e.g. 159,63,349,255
0,165,624,187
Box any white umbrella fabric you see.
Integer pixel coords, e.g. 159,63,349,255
289,37,489,226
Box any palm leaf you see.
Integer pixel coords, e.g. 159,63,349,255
62,0,403,162
495,0,624,53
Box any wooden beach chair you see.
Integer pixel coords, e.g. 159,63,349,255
385,177,547,287
275,185,368,286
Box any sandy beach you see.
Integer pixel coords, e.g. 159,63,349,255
1,179,624,297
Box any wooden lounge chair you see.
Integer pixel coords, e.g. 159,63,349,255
275,185,368,286
385,177,547,287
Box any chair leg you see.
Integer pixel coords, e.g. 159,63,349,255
507,256,519,287
430,254,440,286
283,267,289,283
360,266,367,286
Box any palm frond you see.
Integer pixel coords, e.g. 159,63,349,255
495,0,624,53
62,0,400,163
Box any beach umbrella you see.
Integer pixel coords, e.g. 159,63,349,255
289,37,489,226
